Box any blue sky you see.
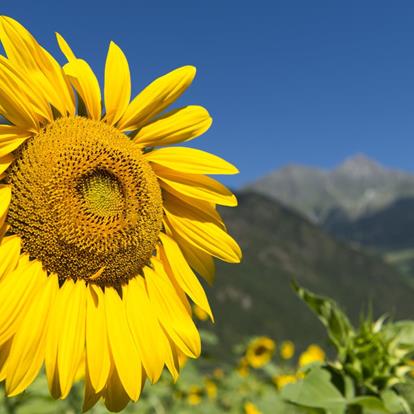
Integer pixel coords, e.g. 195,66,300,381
3,1,414,188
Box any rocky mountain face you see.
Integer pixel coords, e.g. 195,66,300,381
246,154,414,223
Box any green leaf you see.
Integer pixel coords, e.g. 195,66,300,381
292,282,353,352
281,366,347,414
381,389,412,414
343,375,355,400
349,396,389,413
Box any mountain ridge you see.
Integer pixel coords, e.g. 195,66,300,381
245,154,414,223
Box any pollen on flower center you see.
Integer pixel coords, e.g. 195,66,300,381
7,116,164,287
77,169,125,218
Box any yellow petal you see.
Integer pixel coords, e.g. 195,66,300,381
156,248,192,316
145,259,201,358
45,280,68,399
0,153,14,175
6,272,58,396
57,279,87,398
164,221,216,284
0,63,39,130
163,193,241,263
180,239,216,284
104,41,131,126
74,352,85,382
83,373,103,413
124,277,171,384
0,16,75,116
64,58,102,120
0,56,53,123
103,368,131,412
86,284,110,392
0,258,44,346
0,124,32,141
157,166,237,206
0,236,21,281
117,66,196,131
0,223,9,241
164,191,226,230
146,147,238,175
0,185,11,229
0,339,12,381
105,287,142,401
55,32,76,61
0,137,29,158
159,233,213,321
134,105,212,147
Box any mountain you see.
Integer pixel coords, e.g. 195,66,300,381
207,191,414,357
245,154,414,223
324,197,414,250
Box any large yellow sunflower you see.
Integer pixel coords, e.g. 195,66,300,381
0,16,241,412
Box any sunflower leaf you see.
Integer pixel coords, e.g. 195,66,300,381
292,281,353,353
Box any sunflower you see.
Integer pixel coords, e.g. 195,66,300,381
245,337,275,368
0,16,241,412
298,344,325,368
280,340,295,360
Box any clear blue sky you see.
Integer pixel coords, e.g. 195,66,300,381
3,1,414,188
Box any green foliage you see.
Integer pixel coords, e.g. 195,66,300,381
283,284,414,414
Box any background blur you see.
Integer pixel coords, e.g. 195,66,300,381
3,1,414,413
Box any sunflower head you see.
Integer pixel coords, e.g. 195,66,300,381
298,344,326,368
7,116,163,286
245,336,276,368
0,16,241,412
280,340,295,360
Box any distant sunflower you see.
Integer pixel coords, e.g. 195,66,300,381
0,16,241,412
245,337,275,368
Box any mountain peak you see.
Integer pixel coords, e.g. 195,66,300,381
334,154,386,177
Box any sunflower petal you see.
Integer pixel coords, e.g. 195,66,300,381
0,138,29,158
57,279,86,398
163,220,216,284
134,105,212,147
146,147,238,175
104,369,131,412
104,41,131,126
0,339,12,381
0,124,32,141
163,193,241,263
175,234,216,284
155,248,192,316
64,58,102,120
0,16,75,116
0,63,39,130
45,277,73,399
145,259,201,357
117,66,196,131
125,277,171,384
0,56,53,123
0,153,14,175
83,373,103,413
0,236,21,281
6,272,58,396
157,166,237,206
159,233,213,321
0,258,44,346
0,185,11,228
86,284,110,392
105,287,142,401
55,32,76,61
